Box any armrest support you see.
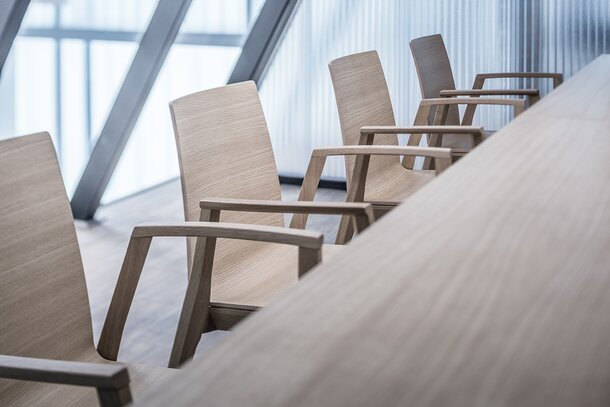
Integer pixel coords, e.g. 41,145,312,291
359,125,485,146
291,145,453,231
98,222,323,369
0,355,131,407
439,89,539,97
198,198,374,231
131,222,323,249
418,97,526,111
311,145,452,161
414,97,526,133
473,72,563,89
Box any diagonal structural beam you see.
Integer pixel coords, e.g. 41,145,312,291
71,0,302,220
70,0,193,220
228,0,301,84
0,0,31,76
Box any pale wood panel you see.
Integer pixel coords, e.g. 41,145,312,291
328,51,401,191
0,133,94,361
170,81,284,271
409,33,461,126
137,55,610,407
74,181,342,369
328,51,459,209
0,133,175,406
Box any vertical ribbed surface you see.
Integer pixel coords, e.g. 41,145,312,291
260,0,610,179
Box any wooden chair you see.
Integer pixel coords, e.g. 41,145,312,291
0,133,327,405
320,50,496,243
168,81,375,358
410,33,563,150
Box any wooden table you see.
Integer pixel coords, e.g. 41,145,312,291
137,56,610,407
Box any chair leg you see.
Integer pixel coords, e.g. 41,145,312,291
335,215,355,245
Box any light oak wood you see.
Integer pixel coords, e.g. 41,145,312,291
406,97,526,169
203,197,374,235
0,355,132,406
0,133,174,406
409,33,558,104
290,143,455,240
136,54,610,407
472,72,564,89
97,221,324,368
439,89,539,97
327,51,478,242
131,222,324,249
169,81,364,344
410,33,562,149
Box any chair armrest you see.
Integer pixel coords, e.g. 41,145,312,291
199,197,374,223
131,221,323,249
474,72,563,88
0,355,131,406
439,89,539,97
360,125,485,144
311,145,452,160
419,97,526,110
98,222,323,367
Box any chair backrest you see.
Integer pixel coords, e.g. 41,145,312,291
410,34,460,126
328,51,403,187
0,133,94,361
170,82,284,267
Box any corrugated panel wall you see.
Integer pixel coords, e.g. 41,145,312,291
259,0,610,179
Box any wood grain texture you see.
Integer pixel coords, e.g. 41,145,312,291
137,55,610,407
170,82,346,326
406,97,525,169
327,51,464,243
439,89,539,97
131,222,324,249
0,133,174,406
290,143,455,234
328,51,402,194
170,81,284,270
409,33,558,150
0,355,129,389
97,221,324,368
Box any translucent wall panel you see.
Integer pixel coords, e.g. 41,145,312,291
260,0,610,179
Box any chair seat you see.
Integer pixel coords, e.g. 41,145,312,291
364,165,435,206
0,350,176,406
210,242,342,308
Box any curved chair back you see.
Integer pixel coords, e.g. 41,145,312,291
170,81,284,269
410,34,461,127
0,133,94,365
328,51,404,187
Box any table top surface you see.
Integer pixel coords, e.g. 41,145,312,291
137,55,610,407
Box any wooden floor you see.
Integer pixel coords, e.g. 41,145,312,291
75,179,345,367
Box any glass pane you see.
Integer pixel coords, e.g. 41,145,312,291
0,37,57,143
103,0,256,202
20,2,56,29
59,0,157,31
181,0,249,34
89,41,138,144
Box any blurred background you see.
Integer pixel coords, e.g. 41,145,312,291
0,0,608,204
